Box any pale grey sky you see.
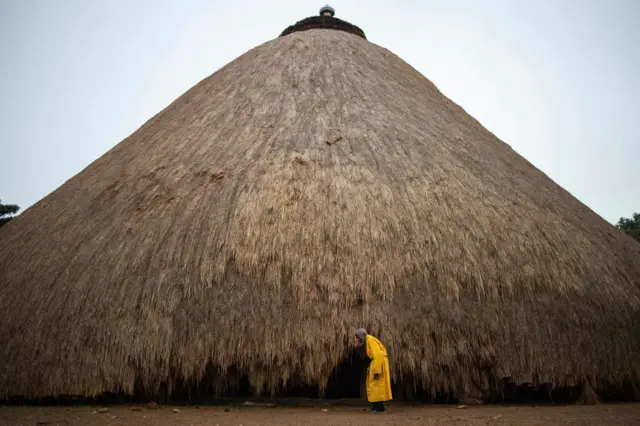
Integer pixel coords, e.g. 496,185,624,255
1,0,638,224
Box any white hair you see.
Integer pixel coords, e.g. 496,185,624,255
355,328,367,339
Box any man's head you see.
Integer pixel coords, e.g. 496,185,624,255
355,328,367,346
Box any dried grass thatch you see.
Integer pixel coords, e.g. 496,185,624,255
1,24,640,401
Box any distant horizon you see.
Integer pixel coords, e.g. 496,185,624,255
1,0,638,225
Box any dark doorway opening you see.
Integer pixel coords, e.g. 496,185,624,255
324,351,364,399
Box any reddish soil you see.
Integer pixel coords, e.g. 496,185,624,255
1,404,639,425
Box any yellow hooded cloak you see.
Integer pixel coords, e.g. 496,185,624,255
365,334,393,403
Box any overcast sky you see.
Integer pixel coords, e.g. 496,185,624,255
1,0,638,224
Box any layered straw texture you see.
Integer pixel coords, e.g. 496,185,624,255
1,29,639,400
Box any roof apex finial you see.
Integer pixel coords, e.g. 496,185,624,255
279,6,367,39
319,4,335,17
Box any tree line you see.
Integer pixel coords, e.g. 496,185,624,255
0,200,19,227
616,213,640,243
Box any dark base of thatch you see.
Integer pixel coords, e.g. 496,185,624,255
386,378,640,406
3,358,639,406
3,383,640,407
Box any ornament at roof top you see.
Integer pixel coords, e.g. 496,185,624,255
279,5,367,39
319,5,335,17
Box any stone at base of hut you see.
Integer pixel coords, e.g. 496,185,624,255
459,396,484,405
631,381,640,402
147,402,158,409
173,408,181,413
577,380,600,405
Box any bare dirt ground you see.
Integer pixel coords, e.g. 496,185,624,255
1,404,639,426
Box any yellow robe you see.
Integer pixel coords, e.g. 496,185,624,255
365,335,393,403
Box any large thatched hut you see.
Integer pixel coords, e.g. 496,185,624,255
1,8,639,403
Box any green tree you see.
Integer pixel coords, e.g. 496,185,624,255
616,212,640,243
0,200,20,227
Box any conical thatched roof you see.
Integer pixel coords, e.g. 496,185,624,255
1,11,640,401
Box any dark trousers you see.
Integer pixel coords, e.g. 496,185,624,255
371,401,385,412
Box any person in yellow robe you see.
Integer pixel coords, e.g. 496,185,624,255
355,328,393,412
